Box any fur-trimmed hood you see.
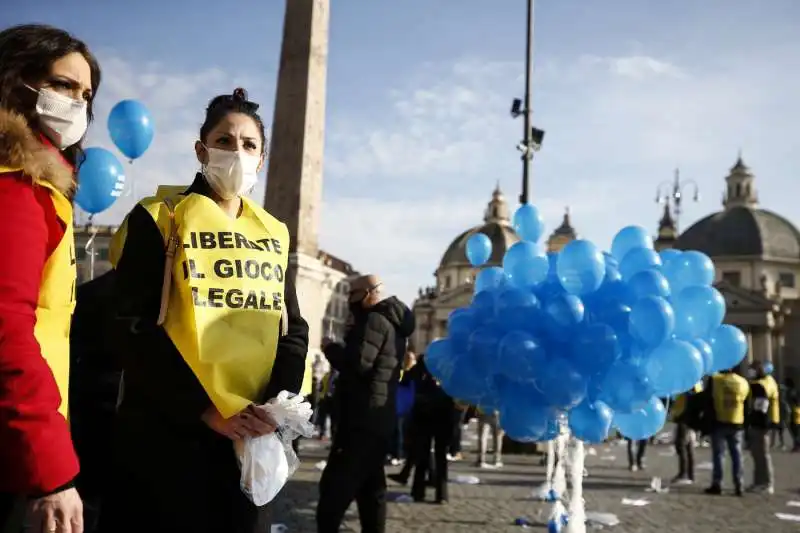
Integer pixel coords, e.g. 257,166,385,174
0,108,75,195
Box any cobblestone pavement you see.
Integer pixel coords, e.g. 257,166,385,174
272,426,800,533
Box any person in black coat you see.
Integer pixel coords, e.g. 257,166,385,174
317,275,415,533
68,270,122,532
407,357,455,504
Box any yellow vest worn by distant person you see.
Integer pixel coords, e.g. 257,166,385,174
114,187,290,418
0,167,77,419
712,373,750,425
670,382,703,422
751,375,781,425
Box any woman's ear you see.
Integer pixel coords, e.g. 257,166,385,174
195,140,208,166
257,152,266,173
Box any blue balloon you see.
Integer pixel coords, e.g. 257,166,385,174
538,416,564,442
471,290,496,323
466,325,503,375
75,147,125,214
512,204,546,242
690,338,714,375
643,339,704,396
569,323,622,377
659,249,681,270
764,362,774,374
108,99,154,160
556,240,605,295
503,241,548,287
499,381,551,441
568,400,613,443
611,226,654,262
599,360,653,413
466,233,493,266
663,250,715,293
497,330,547,383
536,358,587,409
613,396,667,440
546,252,560,280
603,252,622,282
629,296,675,347
543,293,585,342
447,309,477,351
496,288,540,332
475,266,507,293
672,286,726,339
708,324,748,372
627,269,671,300
424,338,456,383
619,247,662,281
442,355,491,405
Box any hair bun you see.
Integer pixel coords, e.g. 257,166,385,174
232,88,248,102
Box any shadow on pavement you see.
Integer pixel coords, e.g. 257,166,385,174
271,479,319,531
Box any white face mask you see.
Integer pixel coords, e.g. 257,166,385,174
27,86,88,150
203,147,260,200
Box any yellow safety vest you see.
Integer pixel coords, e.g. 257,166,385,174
115,189,290,418
712,373,750,425
793,406,800,426
0,167,76,419
670,382,703,422
751,375,781,425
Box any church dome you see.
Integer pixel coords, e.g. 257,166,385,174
675,156,800,259
438,185,520,270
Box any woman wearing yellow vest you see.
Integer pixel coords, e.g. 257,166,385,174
0,24,102,533
98,88,309,533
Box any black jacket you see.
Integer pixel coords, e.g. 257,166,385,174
69,271,122,505
98,175,309,533
325,296,415,440
409,360,454,421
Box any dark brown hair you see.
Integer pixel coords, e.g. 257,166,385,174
0,24,102,168
199,87,267,152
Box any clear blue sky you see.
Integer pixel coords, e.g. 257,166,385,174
4,1,800,303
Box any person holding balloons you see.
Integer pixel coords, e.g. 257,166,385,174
98,88,309,533
0,24,102,533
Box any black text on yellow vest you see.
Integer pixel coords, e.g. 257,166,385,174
139,193,290,418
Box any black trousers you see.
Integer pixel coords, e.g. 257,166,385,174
412,420,449,502
317,434,387,533
627,439,647,467
0,494,25,533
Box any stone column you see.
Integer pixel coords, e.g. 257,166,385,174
263,0,331,392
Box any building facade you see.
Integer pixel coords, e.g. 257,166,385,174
74,224,117,284
658,156,800,381
411,186,578,352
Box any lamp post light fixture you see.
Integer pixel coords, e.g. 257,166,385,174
510,0,545,206
655,168,700,231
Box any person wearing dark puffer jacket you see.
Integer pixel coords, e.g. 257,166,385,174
317,274,415,533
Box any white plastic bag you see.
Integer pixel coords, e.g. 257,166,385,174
235,391,315,506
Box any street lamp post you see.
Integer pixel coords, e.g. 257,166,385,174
655,168,700,231
511,0,544,206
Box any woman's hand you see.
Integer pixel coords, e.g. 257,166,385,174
202,405,277,440
27,487,83,533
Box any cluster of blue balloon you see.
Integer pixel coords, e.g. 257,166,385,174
75,100,154,215
425,204,749,444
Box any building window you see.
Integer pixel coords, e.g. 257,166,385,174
76,247,87,260
722,271,741,286
444,275,451,289
98,247,110,261
779,272,796,289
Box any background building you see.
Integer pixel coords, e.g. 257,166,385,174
74,224,117,284
659,156,800,381
411,186,578,352
319,250,359,342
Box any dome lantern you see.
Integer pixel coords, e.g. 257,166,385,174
484,182,511,225
723,152,758,210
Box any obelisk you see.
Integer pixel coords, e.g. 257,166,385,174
264,0,331,385
265,0,328,258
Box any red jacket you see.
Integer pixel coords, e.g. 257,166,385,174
0,109,79,494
